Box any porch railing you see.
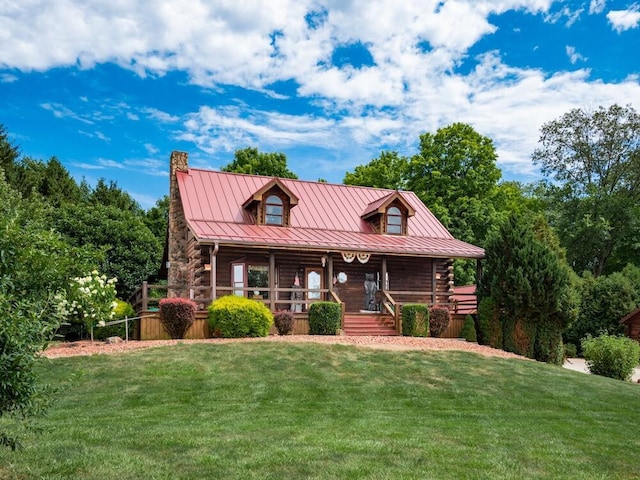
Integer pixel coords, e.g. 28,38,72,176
129,282,344,314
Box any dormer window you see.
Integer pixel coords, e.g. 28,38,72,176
361,191,415,236
265,195,284,226
243,178,299,227
386,206,403,234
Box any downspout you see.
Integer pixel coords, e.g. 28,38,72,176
210,241,219,302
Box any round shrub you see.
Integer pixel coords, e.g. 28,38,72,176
208,295,273,338
159,298,196,339
308,302,341,335
401,304,428,337
274,311,295,336
459,314,477,342
581,333,640,381
428,307,451,338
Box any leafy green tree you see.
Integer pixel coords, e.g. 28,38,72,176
0,172,93,448
11,156,82,206
406,123,503,284
343,151,409,189
55,203,161,299
144,195,170,242
90,178,142,213
564,271,636,350
480,213,575,363
222,147,298,178
0,124,19,183
532,104,640,275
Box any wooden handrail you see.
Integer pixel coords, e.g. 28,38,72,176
382,290,401,334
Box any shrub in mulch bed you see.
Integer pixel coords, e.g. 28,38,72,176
159,298,197,339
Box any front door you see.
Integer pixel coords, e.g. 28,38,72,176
305,267,324,310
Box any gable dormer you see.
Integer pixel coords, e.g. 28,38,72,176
242,178,299,227
361,191,415,235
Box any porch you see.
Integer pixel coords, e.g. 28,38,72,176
129,277,473,340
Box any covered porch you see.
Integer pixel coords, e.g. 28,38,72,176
131,244,478,338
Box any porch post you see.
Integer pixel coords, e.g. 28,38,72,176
210,242,219,302
381,256,387,292
431,259,438,306
327,253,334,293
269,251,276,311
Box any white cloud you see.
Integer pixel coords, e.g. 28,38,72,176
1,73,18,83
566,45,587,64
4,1,639,181
607,6,640,32
142,107,179,123
589,0,606,14
41,102,94,124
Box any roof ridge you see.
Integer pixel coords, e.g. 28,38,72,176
184,167,402,193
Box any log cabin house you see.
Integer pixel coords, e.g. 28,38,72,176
133,151,484,339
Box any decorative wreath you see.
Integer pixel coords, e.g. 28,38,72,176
342,252,356,263
356,253,371,264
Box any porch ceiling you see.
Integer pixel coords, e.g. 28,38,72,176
188,220,485,259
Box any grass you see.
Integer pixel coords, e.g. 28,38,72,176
1,342,640,479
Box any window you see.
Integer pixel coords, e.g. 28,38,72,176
386,206,403,234
231,263,269,299
232,263,245,296
265,195,283,225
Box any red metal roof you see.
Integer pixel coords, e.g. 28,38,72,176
177,168,485,259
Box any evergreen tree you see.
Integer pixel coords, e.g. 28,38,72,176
480,213,575,363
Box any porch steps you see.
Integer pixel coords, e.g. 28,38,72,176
342,313,398,336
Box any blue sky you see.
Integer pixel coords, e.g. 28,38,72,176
1,1,639,208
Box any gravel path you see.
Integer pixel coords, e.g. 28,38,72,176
43,336,526,359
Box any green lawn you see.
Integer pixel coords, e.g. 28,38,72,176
1,342,639,479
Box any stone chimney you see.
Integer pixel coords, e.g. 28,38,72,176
167,151,189,299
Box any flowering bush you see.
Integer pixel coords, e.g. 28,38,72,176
56,270,118,341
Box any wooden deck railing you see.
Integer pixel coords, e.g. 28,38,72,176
130,282,344,314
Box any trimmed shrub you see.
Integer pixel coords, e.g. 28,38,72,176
478,297,501,348
460,314,477,342
401,304,429,337
534,319,564,365
95,299,135,340
159,298,196,339
428,307,450,338
208,295,273,338
581,334,640,381
308,302,341,335
274,311,295,336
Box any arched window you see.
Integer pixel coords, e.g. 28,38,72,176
386,206,403,234
265,195,284,225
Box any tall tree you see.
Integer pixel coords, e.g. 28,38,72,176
0,173,95,448
222,147,298,178
144,195,170,242
479,213,575,364
55,203,161,298
531,104,640,275
406,123,502,284
343,151,408,190
0,124,19,183
90,178,142,213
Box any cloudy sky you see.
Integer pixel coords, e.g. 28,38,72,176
1,0,639,208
